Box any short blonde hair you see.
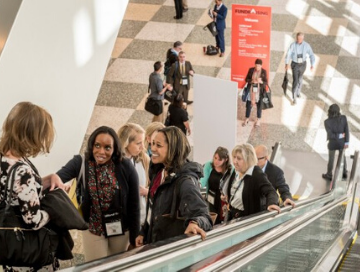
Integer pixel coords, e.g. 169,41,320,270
232,144,258,170
0,102,55,157
145,122,165,150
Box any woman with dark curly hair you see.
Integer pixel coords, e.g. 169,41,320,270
57,126,140,261
135,126,212,246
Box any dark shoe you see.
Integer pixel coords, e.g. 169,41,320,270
342,171,348,180
174,16,182,19
186,100,193,105
297,94,301,98
164,102,169,106
219,53,224,57
183,8,188,12
292,99,297,105
322,173,332,180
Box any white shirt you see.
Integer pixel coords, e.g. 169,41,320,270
230,166,254,210
133,159,147,223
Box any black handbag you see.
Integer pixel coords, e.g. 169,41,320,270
203,21,218,37
206,45,218,56
145,97,163,115
241,83,251,102
41,188,88,230
164,89,177,102
260,85,274,110
282,71,289,95
0,161,59,268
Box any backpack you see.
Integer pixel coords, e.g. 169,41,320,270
206,45,218,56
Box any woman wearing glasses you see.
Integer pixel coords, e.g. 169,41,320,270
221,144,280,220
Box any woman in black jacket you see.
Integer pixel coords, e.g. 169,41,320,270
57,126,140,262
221,144,280,220
135,126,212,246
322,104,349,180
242,59,268,128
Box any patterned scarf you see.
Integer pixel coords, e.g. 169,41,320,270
88,159,119,236
251,68,262,103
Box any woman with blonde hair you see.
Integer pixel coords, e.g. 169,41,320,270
221,144,280,220
118,123,150,223
144,122,165,157
0,102,64,271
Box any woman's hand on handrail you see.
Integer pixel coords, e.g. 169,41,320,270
267,204,281,214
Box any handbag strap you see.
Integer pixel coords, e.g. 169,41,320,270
77,155,86,192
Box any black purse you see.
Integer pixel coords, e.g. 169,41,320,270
145,97,163,115
260,85,274,110
0,161,59,268
203,21,218,37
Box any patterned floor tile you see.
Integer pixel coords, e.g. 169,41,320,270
305,54,338,77
272,14,299,32
185,25,231,47
163,0,212,9
246,124,318,152
118,20,147,39
334,56,360,79
192,65,221,78
305,0,353,18
96,81,148,109
270,51,284,72
124,3,161,21
225,0,260,9
136,21,195,42
327,77,360,106
182,43,231,67
258,0,308,17
111,38,133,58
217,67,231,81
151,6,205,25
304,34,343,55
130,0,166,4
270,31,295,52
86,106,135,135
339,36,360,57
105,58,154,84
294,16,348,36
128,109,154,129
120,39,172,61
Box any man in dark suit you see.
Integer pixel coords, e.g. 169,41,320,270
167,51,194,105
255,145,295,208
212,0,227,57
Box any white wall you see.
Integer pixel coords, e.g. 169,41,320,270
0,0,128,174
193,74,238,165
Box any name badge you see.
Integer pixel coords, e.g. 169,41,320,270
252,84,258,93
207,194,215,205
102,211,124,237
339,133,344,139
297,54,303,64
181,76,188,85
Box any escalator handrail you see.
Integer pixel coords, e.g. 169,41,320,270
199,195,349,272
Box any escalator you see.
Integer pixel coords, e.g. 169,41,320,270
60,145,358,272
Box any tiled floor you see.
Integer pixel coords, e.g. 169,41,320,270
87,0,360,158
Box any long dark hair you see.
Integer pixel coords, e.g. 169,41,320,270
85,126,122,163
211,146,231,173
158,126,190,173
328,104,341,118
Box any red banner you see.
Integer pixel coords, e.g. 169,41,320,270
231,5,272,88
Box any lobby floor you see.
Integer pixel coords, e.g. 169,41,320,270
88,0,360,158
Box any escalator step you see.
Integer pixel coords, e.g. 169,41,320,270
339,240,360,271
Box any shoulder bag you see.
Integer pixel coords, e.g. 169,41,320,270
260,84,274,110
0,160,59,268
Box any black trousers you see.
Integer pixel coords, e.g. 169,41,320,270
174,0,183,19
291,61,307,100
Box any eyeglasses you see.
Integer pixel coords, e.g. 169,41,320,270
257,157,266,161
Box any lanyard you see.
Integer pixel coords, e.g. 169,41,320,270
230,177,244,204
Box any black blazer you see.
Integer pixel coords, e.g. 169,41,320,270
245,67,268,93
324,115,349,150
227,166,279,216
57,155,140,246
265,161,292,202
